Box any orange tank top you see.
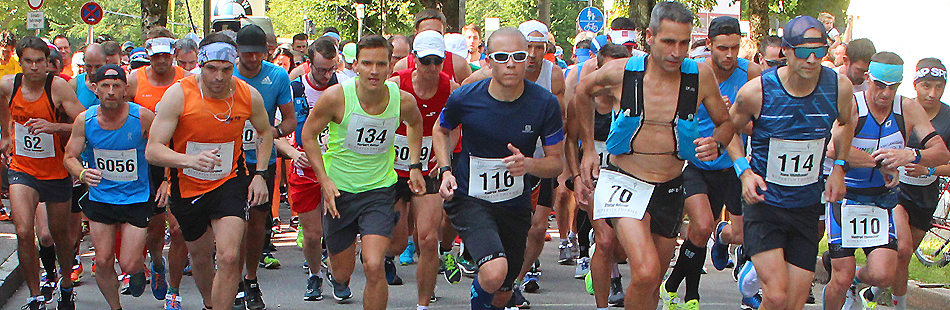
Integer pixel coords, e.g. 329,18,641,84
9,76,68,180
171,75,253,197
134,66,185,112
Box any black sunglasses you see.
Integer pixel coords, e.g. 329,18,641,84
417,55,444,66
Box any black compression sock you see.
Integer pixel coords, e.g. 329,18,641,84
665,244,689,292
575,209,592,258
682,240,706,302
39,244,57,278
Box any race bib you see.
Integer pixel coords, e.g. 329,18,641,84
766,138,823,186
393,134,432,171
93,149,138,182
898,166,938,186
594,141,609,168
242,120,260,151
841,201,889,248
593,169,654,220
183,141,234,181
14,122,55,159
343,114,398,154
468,156,524,203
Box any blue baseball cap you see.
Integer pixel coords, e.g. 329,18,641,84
782,16,828,47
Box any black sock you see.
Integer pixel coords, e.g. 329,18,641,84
39,244,57,278
575,209,592,258
681,240,706,302
665,242,689,292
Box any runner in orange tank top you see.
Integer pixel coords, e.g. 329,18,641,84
145,33,273,310
0,37,86,310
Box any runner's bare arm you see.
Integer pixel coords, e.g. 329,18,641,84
248,87,275,172
48,77,84,132
695,64,737,161
527,140,565,179
432,115,455,173
139,106,155,139
452,53,473,83
144,83,192,168
67,76,77,91
565,103,581,177
276,99,297,138
288,65,305,81
126,69,139,102
461,67,489,85
400,91,426,192
0,77,12,152
551,66,567,113
826,75,858,202
393,57,409,73
873,97,950,168
299,85,343,184
573,58,624,185
63,111,94,185
730,79,767,203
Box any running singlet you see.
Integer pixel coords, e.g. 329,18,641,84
393,68,451,176
900,102,950,207
846,92,907,197
691,57,750,170
234,61,293,165
74,73,99,108
133,66,185,112
750,66,839,208
171,75,253,197
8,73,68,180
323,77,400,194
84,103,150,204
605,55,701,161
289,73,338,179
439,78,564,206
408,51,456,81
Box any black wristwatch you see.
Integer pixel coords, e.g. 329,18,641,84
565,175,578,191
255,169,272,179
408,163,423,171
438,165,452,177
716,141,726,157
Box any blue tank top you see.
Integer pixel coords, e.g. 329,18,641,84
750,66,839,208
75,73,99,108
605,55,700,161
846,92,906,196
691,58,750,170
83,103,150,204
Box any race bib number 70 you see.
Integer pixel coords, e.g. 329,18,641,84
593,169,655,220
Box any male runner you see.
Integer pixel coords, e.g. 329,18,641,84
822,52,949,310
385,30,460,309
663,16,761,310
298,35,425,310
834,38,875,92
70,44,105,108
0,36,86,310
434,27,565,310
63,64,156,309
231,24,296,310
728,16,856,310
886,57,950,310
126,27,189,304
292,34,309,54
145,32,274,310
174,38,199,71
51,35,73,77
393,9,473,83
279,37,338,301
573,3,736,309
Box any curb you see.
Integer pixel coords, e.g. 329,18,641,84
907,280,950,309
0,249,21,309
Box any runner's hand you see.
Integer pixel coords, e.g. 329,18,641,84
574,175,593,206
903,163,929,177
0,136,10,154
409,168,426,195
881,166,900,188
155,180,171,208
439,171,457,201
825,168,847,202
722,96,732,109
188,149,221,172
872,148,916,170
693,137,720,162
739,170,767,204
292,150,311,169
579,150,599,192
247,175,269,206
82,169,102,187
321,179,342,218
502,144,526,176
25,118,56,134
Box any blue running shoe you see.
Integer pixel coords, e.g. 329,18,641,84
400,241,415,265
741,293,762,310
711,221,730,270
151,260,168,300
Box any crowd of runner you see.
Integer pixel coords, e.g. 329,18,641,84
0,1,946,310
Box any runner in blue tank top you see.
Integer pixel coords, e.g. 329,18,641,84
728,16,857,310
664,16,762,310
68,44,106,108
573,3,737,309
63,65,156,310
823,52,949,310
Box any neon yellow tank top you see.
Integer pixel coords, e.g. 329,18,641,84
324,77,400,193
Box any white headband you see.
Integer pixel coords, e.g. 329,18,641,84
198,42,238,66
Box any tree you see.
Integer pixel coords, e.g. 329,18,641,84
141,0,170,38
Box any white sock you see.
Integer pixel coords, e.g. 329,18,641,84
893,294,906,310
416,305,429,310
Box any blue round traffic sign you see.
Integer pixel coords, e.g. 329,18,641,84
578,7,605,33
81,1,103,25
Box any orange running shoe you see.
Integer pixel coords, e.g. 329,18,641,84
70,263,83,284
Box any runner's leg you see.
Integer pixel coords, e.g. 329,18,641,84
89,221,120,309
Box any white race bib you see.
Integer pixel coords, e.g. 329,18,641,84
93,149,138,182
468,156,524,203
766,138,823,186
343,114,398,154
393,134,432,171
841,202,889,248
593,169,655,220
242,120,259,151
183,141,234,181
594,141,609,168
14,122,55,159
898,166,938,186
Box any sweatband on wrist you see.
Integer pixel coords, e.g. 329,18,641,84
912,148,922,164
733,157,751,178
928,167,936,176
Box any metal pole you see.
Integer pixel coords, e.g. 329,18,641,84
203,0,210,36
86,25,93,45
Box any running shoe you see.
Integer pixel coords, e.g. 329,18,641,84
574,257,590,279
740,293,762,310
304,274,323,301
183,261,192,276
569,233,580,258
384,256,404,285
584,272,594,295
119,273,131,295
400,241,416,265
0,208,10,221
234,281,245,308
510,287,530,309
244,280,266,310
859,287,878,309
330,278,352,302
57,288,75,310
660,280,678,310
321,249,329,269
165,292,182,310
21,296,45,310
151,260,169,300
128,271,146,297
607,276,625,307
558,240,574,265
39,273,55,304
69,263,83,284
457,255,478,276
682,299,699,310
710,221,730,271
271,217,281,234
259,253,281,269
522,271,540,293
441,252,461,284
806,283,816,304
544,233,552,241
289,216,299,231
296,226,304,248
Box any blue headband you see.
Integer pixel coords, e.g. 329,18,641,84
197,42,238,66
322,32,341,41
868,61,903,84
575,48,592,63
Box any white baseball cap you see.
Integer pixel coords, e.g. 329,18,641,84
146,37,176,55
443,33,467,58
413,30,446,58
518,20,549,42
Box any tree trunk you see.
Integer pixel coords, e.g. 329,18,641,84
538,0,551,25
628,0,653,52
141,0,170,38
441,0,461,32
748,0,769,54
